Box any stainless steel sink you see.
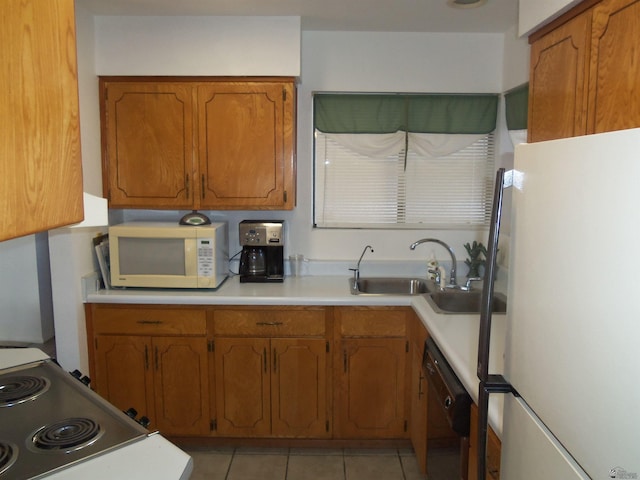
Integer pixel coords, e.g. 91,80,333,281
349,277,433,295
425,290,507,314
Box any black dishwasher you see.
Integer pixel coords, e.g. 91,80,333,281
423,337,472,480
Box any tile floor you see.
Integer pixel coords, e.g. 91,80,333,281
185,447,438,480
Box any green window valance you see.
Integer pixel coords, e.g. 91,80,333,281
504,84,529,131
314,93,499,134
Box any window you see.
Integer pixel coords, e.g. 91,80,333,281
313,93,498,229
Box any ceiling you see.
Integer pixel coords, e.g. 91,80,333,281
76,0,519,33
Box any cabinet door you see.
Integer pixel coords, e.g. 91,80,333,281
468,404,479,480
101,81,195,208
271,338,330,438
214,337,271,437
337,338,408,438
528,12,592,142
468,403,501,480
1,0,83,241
588,0,640,133
93,335,155,424
197,81,295,210
152,337,210,436
410,324,428,474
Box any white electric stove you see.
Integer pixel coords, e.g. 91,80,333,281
0,349,192,480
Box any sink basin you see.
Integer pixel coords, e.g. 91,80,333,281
425,291,507,314
349,277,433,295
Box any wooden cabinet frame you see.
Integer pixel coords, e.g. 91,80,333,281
210,306,331,438
99,76,296,210
86,304,211,437
86,303,431,450
1,0,83,240
333,306,412,439
528,0,640,141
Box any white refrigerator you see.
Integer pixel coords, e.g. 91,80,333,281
477,128,640,480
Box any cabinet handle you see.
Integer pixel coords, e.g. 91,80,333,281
256,321,283,326
273,347,277,373
418,373,425,398
201,174,205,199
155,346,159,371
263,348,267,373
425,361,436,376
343,350,348,373
144,345,149,370
137,320,162,325
186,174,190,197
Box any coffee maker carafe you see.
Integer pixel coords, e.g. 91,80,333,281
238,221,284,283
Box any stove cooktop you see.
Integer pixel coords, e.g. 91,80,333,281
0,359,149,480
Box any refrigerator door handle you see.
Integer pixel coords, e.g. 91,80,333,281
476,168,510,480
477,168,505,383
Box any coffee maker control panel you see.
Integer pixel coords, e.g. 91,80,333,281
239,221,283,247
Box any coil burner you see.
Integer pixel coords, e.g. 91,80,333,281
0,358,149,479
0,441,18,475
0,375,50,407
30,418,104,454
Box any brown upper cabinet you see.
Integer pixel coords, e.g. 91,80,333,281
588,0,640,134
1,0,84,241
100,77,296,210
528,0,640,142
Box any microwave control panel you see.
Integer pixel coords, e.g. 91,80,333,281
197,238,215,278
239,221,284,247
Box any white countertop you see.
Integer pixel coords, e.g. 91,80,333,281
44,434,192,480
86,274,505,436
0,347,49,369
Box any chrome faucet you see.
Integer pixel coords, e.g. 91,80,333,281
409,238,459,288
350,245,374,286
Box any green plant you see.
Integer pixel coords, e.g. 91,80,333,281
463,241,487,278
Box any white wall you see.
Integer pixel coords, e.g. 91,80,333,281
519,0,582,36
95,16,301,76
0,233,54,344
503,25,530,92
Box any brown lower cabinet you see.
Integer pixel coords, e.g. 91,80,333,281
85,304,436,448
468,403,502,480
409,315,429,473
334,307,411,439
87,305,211,436
211,306,331,438
213,337,330,437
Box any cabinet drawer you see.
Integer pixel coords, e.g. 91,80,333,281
213,308,326,336
91,306,206,335
338,307,407,337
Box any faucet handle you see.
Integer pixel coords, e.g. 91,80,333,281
463,277,483,291
427,268,441,284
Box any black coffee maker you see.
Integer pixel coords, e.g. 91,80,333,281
238,221,284,283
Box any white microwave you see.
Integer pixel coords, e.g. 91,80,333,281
108,221,228,289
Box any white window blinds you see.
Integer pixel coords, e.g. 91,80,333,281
314,131,495,228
